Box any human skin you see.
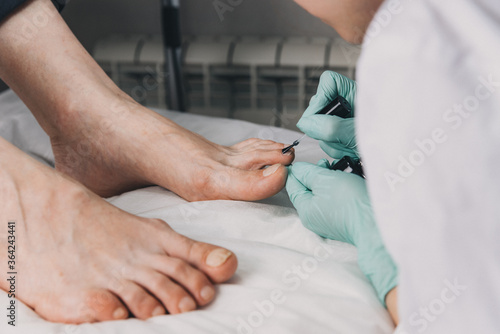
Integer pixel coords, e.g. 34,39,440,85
0,0,294,201
293,0,399,325
0,0,295,323
0,135,238,322
294,0,384,44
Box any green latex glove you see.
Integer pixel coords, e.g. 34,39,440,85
286,160,398,306
297,71,359,159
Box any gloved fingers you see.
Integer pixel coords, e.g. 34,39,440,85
301,72,340,118
301,93,333,118
285,167,314,209
300,71,357,118
319,141,359,160
316,158,331,169
298,116,357,147
314,71,357,109
287,162,333,191
318,71,357,108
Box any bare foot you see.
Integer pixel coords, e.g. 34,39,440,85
51,94,294,201
0,138,237,323
0,0,292,202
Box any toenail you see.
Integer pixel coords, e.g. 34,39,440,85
152,306,165,317
201,286,215,301
284,150,293,156
206,249,233,267
113,307,127,319
263,164,281,177
178,297,196,313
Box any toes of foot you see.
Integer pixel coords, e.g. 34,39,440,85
149,255,216,306
208,163,287,201
84,290,129,322
237,164,288,200
112,281,165,319
233,147,294,170
133,268,198,314
229,138,295,169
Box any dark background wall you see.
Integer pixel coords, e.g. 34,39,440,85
62,0,339,52
0,0,338,93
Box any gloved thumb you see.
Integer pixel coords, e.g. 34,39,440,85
301,92,332,118
287,162,328,191
286,165,313,207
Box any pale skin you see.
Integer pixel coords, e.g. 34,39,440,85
0,0,294,323
294,0,399,325
0,138,238,322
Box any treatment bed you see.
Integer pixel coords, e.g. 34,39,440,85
0,89,394,334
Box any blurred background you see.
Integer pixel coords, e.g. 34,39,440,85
4,0,362,131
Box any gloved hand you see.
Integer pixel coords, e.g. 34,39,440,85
286,160,398,306
297,71,359,159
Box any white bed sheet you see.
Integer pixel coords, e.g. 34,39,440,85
0,90,394,334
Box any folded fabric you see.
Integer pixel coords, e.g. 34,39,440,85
0,0,66,23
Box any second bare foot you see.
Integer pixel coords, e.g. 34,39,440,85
51,94,294,201
0,138,237,323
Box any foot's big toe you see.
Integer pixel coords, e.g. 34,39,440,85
203,248,238,282
161,232,238,284
230,143,295,170
210,163,288,201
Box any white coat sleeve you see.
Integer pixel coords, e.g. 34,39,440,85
356,0,500,333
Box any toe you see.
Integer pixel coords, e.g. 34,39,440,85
256,141,288,149
160,234,238,284
257,147,295,168
130,268,198,314
225,164,289,200
148,255,216,306
109,280,165,319
231,145,295,170
85,290,129,322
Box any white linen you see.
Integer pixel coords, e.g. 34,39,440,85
357,0,500,333
0,89,393,334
